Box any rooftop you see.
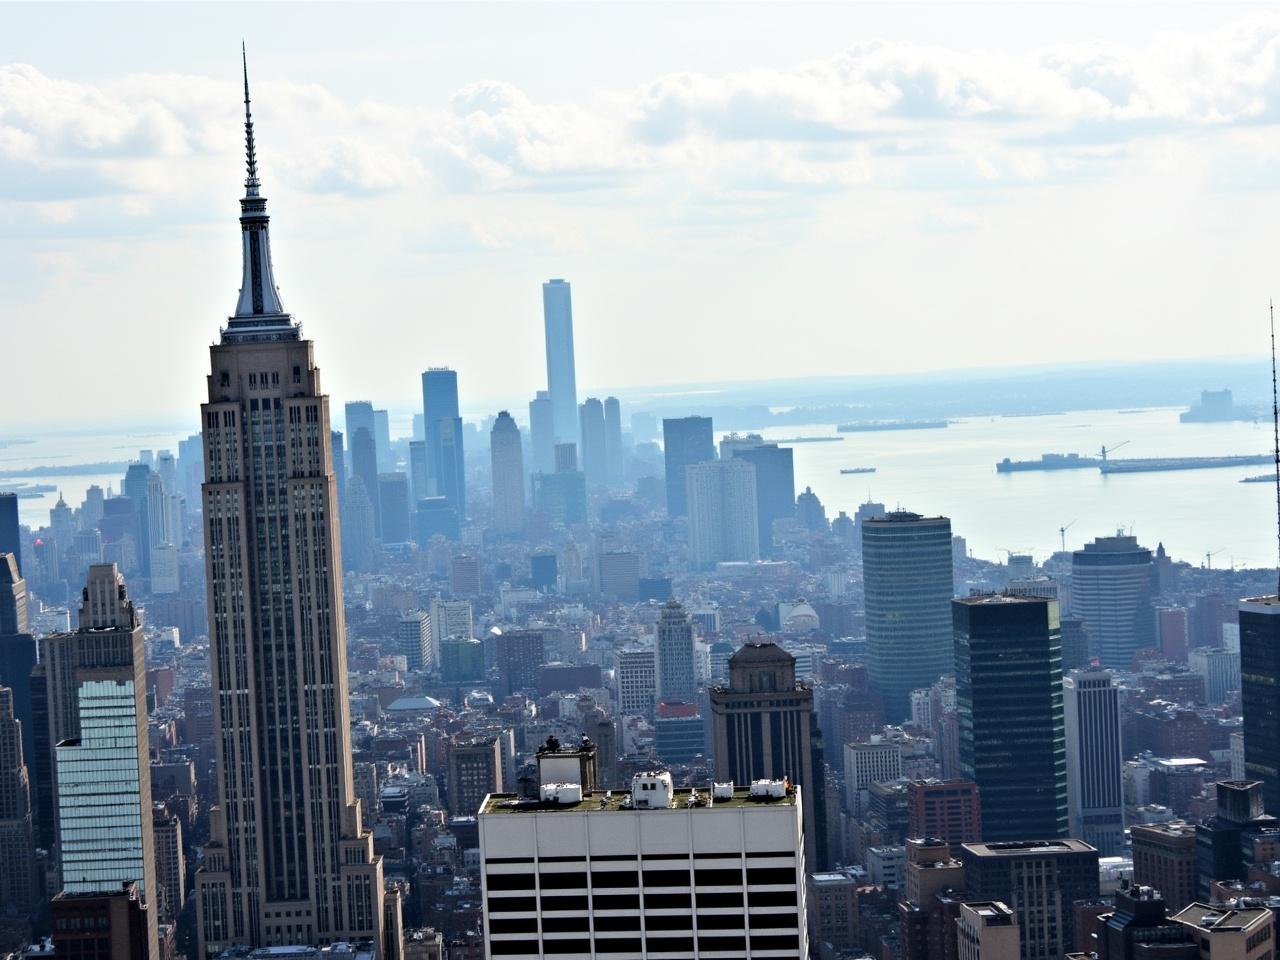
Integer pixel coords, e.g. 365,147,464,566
480,783,797,815
963,839,1097,858
1172,901,1273,933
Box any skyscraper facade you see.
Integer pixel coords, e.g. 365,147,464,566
0,494,20,577
862,511,954,721
422,368,466,517
1240,596,1280,813
0,684,37,924
528,390,555,476
377,473,412,544
686,458,760,566
122,463,155,581
578,397,607,489
662,415,714,518
655,600,697,703
542,279,578,447
730,442,795,554
489,411,525,535
1071,534,1156,669
710,643,827,868
1063,669,1125,855
954,594,1068,842
44,564,158,960
603,396,623,485
194,71,394,958
0,553,35,810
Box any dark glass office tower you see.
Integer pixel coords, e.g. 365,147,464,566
1240,597,1280,812
955,594,1068,841
0,494,20,576
422,368,466,517
661,415,714,517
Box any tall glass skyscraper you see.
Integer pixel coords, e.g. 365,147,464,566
578,397,607,488
193,61,397,958
955,593,1068,842
1071,534,1156,668
862,511,954,721
528,390,555,476
422,367,466,517
1240,596,1280,813
661,416,714,518
0,494,20,576
542,279,578,447
43,564,157,960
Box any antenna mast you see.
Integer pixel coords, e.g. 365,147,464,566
1271,300,1280,596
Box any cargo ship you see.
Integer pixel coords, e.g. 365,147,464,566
1241,474,1275,483
836,419,948,433
996,453,1101,473
839,467,876,475
1101,454,1273,474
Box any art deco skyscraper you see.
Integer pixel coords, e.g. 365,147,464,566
542,279,578,447
489,411,524,535
194,57,397,959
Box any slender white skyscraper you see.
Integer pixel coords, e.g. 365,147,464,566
1063,669,1124,855
603,396,623,485
542,279,578,447
194,55,397,958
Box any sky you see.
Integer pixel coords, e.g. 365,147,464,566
4,2,1280,429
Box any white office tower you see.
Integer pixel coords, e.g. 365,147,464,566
843,736,903,817
479,757,808,959
430,598,474,666
617,646,657,721
686,459,760,567
1064,670,1125,856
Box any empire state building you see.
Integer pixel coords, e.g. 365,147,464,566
194,54,401,959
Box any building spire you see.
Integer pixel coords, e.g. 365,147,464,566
242,42,260,197
227,43,292,335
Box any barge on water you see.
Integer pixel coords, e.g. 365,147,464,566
840,467,877,475
836,419,948,433
996,453,1100,473
1101,454,1273,474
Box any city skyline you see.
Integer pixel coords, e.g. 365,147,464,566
7,5,1280,427
8,10,1280,960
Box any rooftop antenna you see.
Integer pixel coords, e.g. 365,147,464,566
1271,300,1280,596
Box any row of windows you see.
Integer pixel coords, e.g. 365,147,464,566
486,851,795,864
490,912,780,935
489,889,798,912
488,867,794,891
489,934,800,955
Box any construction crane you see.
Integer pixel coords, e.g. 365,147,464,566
1204,548,1224,569
1058,519,1076,553
1099,440,1130,461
